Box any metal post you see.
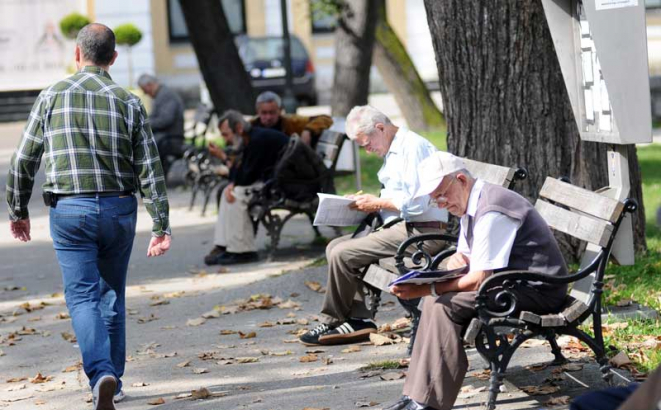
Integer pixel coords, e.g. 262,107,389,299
353,139,362,191
280,0,298,114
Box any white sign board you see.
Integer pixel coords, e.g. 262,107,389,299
595,0,638,10
0,0,83,92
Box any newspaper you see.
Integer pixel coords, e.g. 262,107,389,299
313,193,368,226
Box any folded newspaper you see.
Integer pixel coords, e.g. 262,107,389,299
313,193,367,226
388,266,469,287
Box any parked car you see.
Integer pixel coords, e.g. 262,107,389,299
235,35,318,106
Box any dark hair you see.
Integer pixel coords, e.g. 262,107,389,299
76,23,116,66
218,109,251,133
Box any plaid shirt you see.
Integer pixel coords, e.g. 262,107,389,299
6,66,170,236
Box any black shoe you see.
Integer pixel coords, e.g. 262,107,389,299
217,251,259,265
204,246,226,265
299,323,334,345
318,319,377,345
402,401,437,410
382,395,411,410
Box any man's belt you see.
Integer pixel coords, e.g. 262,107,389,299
405,221,447,230
43,191,133,207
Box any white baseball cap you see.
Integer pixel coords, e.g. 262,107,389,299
414,152,467,199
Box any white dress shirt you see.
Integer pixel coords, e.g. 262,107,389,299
456,179,521,272
377,127,447,224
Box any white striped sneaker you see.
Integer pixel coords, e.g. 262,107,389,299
318,319,377,345
299,323,334,345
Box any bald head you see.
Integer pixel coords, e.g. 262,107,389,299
76,23,116,66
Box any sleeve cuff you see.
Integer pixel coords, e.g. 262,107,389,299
152,224,171,237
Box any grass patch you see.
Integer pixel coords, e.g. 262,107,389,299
360,359,403,371
307,256,328,268
602,318,661,373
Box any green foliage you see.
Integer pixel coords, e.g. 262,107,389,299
59,13,90,40
114,24,143,47
360,360,402,371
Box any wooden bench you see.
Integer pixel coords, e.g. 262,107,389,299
362,159,528,352
248,130,346,259
462,177,637,410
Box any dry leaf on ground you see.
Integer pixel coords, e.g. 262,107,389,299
380,372,405,381
202,310,220,319
220,330,237,335
545,395,571,405
561,363,584,372
259,321,275,327
370,333,396,346
34,399,46,405
304,280,323,292
355,401,379,407
458,385,486,399
236,357,259,363
149,299,170,307
300,354,318,363
6,377,27,383
147,397,165,405
61,332,76,343
186,317,206,327
526,363,548,372
30,373,52,384
176,360,191,368
610,351,632,368
192,368,208,374
62,362,82,372
132,382,149,387
520,385,560,395
239,331,256,339
341,346,361,353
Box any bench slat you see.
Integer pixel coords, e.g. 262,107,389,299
463,158,516,188
315,142,339,168
535,200,614,247
318,130,344,146
539,177,624,223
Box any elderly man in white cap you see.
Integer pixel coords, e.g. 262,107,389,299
383,152,569,410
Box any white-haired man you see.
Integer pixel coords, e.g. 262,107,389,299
299,105,447,346
384,152,568,410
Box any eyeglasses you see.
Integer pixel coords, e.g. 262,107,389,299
429,177,455,207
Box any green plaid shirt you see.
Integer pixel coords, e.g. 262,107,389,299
6,66,170,236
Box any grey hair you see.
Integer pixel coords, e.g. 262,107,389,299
345,105,392,140
219,109,251,133
448,168,474,180
137,74,158,87
255,91,282,109
76,23,115,66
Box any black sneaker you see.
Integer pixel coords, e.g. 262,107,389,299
318,319,377,345
217,251,259,265
204,246,226,265
299,323,333,345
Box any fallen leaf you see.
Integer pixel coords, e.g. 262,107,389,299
370,333,396,346
202,310,221,319
297,318,310,325
191,387,211,399
355,401,379,407
283,338,300,343
323,357,333,365
278,300,301,309
259,321,275,328
380,372,405,381
174,392,192,399
610,351,632,368
561,362,584,372
34,399,47,405
304,280,323,292
302,408,330,410
616,299,633,307
137,314,159,324
341,346,361,353
299,354,318,363
187,317,206,327
30,373,52,384
236,357,260,363
149,299,170,307
147,397,165,405
545,395,571,405
277,318,296,325
306,349,326,354
62,362,82,372
458,385,486,399
220,330,238,335
239,331,256,339
6,377,27,383
176,360,191,368
525,363,548,372
520,385,560,395
132,382,149,387
192,368,209,374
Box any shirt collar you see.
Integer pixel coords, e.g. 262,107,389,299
386,127,407,156
79,65,112,80
466,178,485,217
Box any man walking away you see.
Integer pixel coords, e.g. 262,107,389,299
6,23,171,410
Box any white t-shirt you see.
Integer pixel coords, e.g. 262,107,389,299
456,179,521,272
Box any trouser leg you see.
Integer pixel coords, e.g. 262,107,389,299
403,292,477,410
616,364,661,410
215,184,259,253
320,222,411,325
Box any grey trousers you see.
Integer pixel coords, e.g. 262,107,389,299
214,182,262,253
618,364,661,410
403,287,566,410
319,221,445,326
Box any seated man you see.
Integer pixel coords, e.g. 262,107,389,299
251,91,332,147
137,74,185,175
385,152,569,410
204,110,288,265
299,105,447,346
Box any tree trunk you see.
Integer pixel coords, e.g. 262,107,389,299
331,0,378,117
373,2,445,131
179,0,254,114
423,0,646,259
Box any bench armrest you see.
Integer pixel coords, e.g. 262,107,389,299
394,233,461,274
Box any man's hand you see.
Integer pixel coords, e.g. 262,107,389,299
447,252,469,270
10,219,31,242
147,234,171,257
224,183,236,203
300,130,312,145
390,284,429,300
208,142,227,161
349,194,383,213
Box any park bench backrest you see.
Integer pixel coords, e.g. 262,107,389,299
463,158,518,188
534,177,626,303
315,130,345,171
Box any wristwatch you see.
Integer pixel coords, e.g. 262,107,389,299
430,283,439,297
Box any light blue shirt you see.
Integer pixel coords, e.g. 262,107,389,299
377,127,448,224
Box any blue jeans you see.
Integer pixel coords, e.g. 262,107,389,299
49,194,137,391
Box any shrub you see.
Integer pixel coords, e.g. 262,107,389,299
60,13,91,40
114,24,143,47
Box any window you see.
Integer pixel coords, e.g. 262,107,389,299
647,0,661,8
310,0,337,34
167,0,246,43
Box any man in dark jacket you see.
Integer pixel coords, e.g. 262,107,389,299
204,110,288,265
